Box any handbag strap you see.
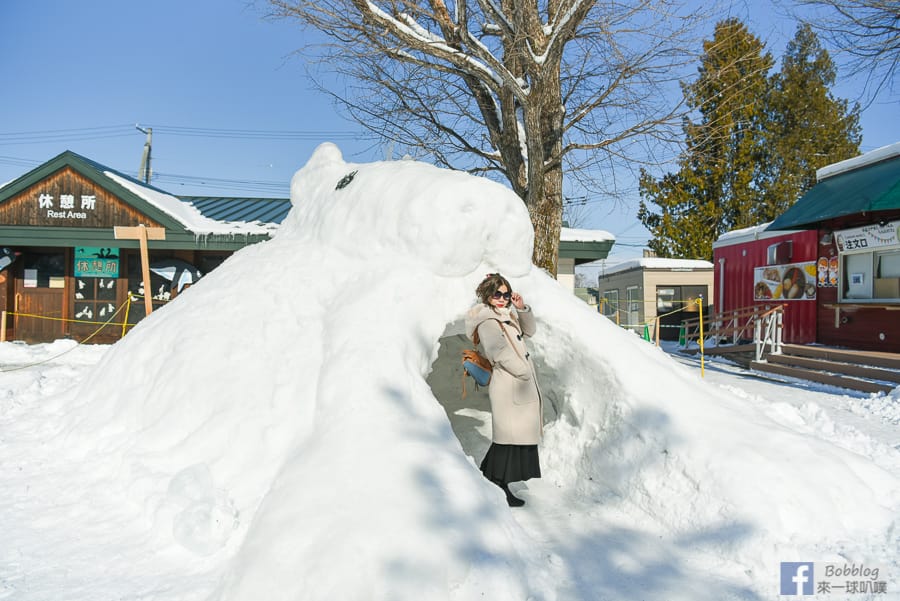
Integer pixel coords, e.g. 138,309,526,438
463,319,527,399
475,318,526,363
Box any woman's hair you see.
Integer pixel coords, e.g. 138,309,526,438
475,273,512,306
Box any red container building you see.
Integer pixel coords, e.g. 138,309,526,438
714,142,900,352
713,226,819,344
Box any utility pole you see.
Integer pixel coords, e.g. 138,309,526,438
136,124,152,184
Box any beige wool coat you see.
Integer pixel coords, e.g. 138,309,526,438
465,303,543,445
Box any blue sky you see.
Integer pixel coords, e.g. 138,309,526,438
1,0,897,260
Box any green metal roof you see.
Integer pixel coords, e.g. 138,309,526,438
768,153,900,230
179,196,291,224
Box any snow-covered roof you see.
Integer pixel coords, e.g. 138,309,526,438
560,227,615,242
817,141,900,181
713,222,807,248
601,257,713,275
105,172,278,236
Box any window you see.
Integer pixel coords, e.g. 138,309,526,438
625,286,641,326
602,289,619,319
73,277,118,321
682,285,708,312
23,252,65,288
124,251,173,321
874,250,900,299
838,247,900,301
843,253,872,299
767,241,793,265
657,285,710,314
656,287,675,312
878,251,900,277
198,254,227,273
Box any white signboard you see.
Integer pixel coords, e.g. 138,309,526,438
24,269,37,288
835,221,900,253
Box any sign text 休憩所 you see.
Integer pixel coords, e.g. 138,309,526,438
38,192,97,220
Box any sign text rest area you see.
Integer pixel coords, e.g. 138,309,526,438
38,192,97,220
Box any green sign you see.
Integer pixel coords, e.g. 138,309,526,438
74,247,119,278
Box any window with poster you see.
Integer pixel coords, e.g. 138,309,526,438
656,285,709,341
658,285,708,313
71,247,120,334
22,252,66,289
123,251,174,321
835,221,900,302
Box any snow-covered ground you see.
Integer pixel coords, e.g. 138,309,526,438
1,144,898,600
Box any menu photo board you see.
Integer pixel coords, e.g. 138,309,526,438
754,261,817,301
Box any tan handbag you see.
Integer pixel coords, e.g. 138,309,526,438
461,319,522,398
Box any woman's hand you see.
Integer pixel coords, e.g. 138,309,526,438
511,292,525,310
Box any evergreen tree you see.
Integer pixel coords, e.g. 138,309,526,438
638,20,861,261
638,19,773,260
760,24,861,217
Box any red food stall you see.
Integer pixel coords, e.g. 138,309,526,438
713,226,819,344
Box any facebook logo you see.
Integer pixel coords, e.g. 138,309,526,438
780,562,814,595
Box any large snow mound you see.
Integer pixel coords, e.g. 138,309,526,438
9,143,898,601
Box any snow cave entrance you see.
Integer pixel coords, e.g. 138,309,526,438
426,319,560,463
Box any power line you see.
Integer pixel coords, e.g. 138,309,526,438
152,171,288,195
0,155,42,169
0,124,133,138
0,123,363,145
147,124,362,140
0,155,289,195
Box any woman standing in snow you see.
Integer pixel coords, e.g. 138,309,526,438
465,273,542,507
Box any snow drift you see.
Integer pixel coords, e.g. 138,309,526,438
15,144,899,600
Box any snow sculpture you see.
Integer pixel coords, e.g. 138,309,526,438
51,143,897,601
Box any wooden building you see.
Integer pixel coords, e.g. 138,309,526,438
714,142,900,352
0,151,288,343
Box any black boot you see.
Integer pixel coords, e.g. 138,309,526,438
491,478,525,507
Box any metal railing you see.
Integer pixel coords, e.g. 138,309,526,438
754,305,784,361
680,302,785,365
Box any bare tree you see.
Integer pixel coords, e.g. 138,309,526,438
795,0,899,99
266,0,705,274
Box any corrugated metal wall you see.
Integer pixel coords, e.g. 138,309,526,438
714,230,819,343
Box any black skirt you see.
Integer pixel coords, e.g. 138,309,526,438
480,443,541,484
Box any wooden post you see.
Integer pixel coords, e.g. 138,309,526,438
114,225,166,317
654,317,660,347
1,310,6,342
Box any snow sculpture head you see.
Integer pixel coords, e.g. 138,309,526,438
278,143,534,277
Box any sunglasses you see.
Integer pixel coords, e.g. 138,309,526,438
491,291,512,300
